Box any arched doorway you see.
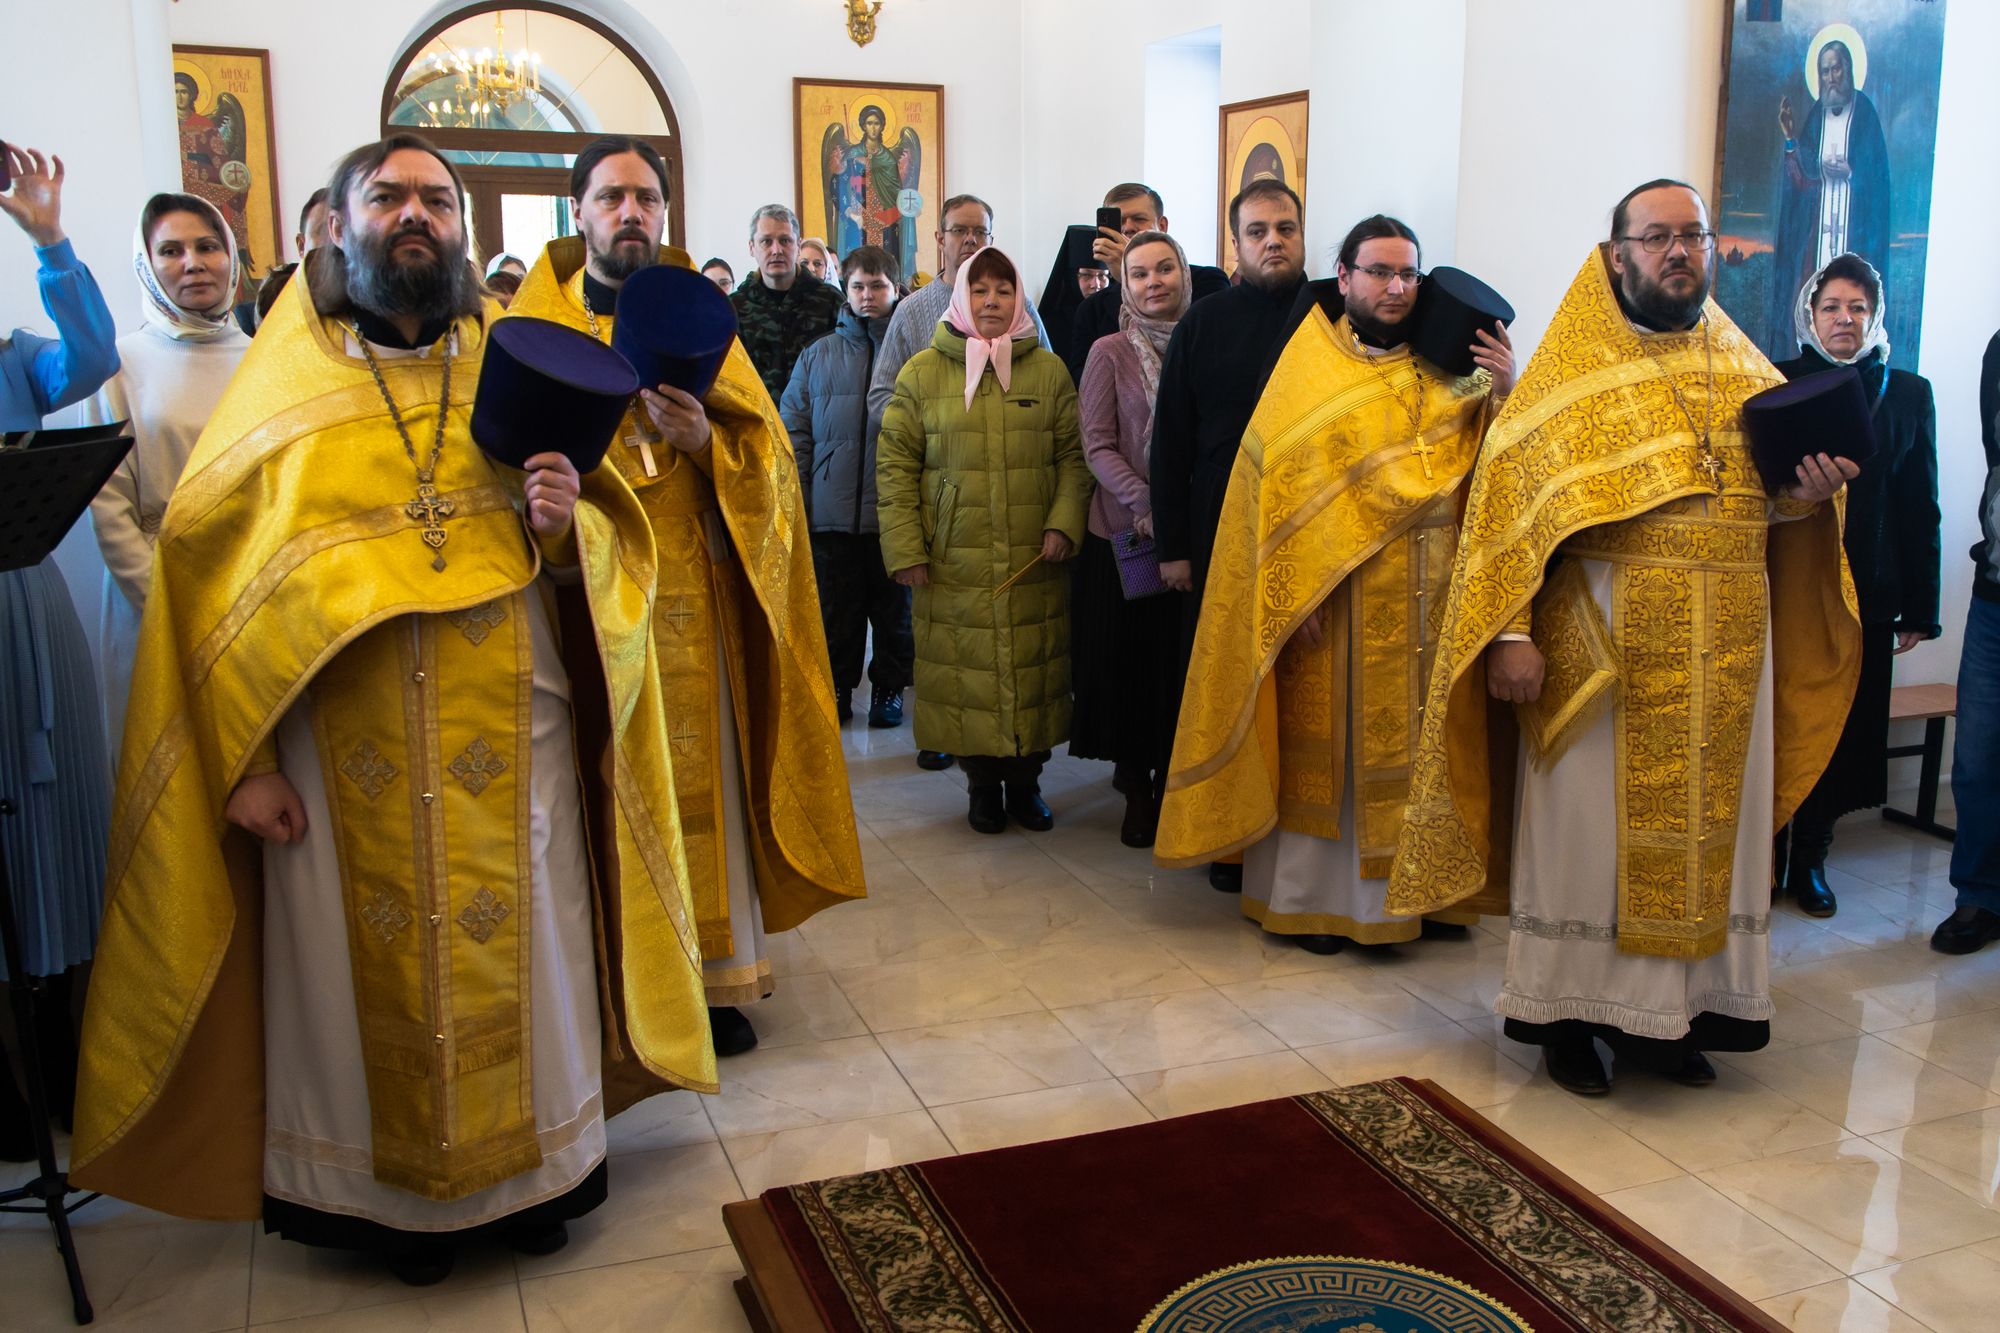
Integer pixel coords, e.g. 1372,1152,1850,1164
382,3,684,265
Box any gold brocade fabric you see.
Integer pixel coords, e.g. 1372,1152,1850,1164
1386,247,1861,958
316,598,541,1198
509,240,865,961
71,270,713,1220
1155,309,1493,869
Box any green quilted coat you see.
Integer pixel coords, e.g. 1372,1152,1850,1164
876,324,1091,757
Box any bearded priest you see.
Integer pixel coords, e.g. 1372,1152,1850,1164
1156,215,1513,955
72,134,713,1285
509,136,866,1059
1389,180,1861,1097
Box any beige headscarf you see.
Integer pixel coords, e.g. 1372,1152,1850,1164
1116,230,1191,424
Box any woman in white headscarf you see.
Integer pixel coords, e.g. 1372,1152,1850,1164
1772,253,1940,918
89,191,248,754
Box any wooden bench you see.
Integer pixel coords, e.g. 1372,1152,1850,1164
1884,683,1956,842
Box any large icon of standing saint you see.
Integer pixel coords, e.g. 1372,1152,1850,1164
1763,25,1890,357
821,103,921,281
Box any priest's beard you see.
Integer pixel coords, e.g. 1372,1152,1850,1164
341,225,483,325
1345,297,1412,349
1619,262,1711,333
587,226,658,284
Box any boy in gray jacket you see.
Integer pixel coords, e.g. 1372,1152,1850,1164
782,245,912,725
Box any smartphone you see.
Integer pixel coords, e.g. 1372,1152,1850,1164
0,143,10,193
1095,205,1122,233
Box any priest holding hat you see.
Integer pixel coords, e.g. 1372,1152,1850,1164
1156,214,1513,955
72,133,711,1283
1389,180,1861,1097
508,134,866,1060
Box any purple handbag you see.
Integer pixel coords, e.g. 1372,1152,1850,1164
1112,528,1169,600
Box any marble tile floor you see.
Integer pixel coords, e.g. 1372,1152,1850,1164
0,720,1984,1330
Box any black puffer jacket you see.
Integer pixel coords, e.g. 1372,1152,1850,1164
781,304,890,534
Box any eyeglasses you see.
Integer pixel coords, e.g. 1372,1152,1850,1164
1620,228,1717,253
1350,264,1422,285
944,226,992,241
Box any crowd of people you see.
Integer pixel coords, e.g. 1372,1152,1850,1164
0,125,1993,1284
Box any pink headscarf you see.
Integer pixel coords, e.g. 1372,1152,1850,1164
945,245,1037,409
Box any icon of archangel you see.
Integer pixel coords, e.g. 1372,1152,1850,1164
821,103,922,281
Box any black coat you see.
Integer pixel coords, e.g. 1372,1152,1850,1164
1065,264,1231,387
1775,347,1941,635
1147,275,1307,582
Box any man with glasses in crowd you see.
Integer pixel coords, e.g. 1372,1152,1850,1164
1390,179,1860,1097
867,192,1048,772
1157,215,1513,955
733,203,843,399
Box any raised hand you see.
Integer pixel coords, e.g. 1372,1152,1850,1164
0,145,66,247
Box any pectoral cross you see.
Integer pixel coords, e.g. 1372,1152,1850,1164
407,482,456,571
1695,436,1725,492
1409,433,1437,481
623,419,660,478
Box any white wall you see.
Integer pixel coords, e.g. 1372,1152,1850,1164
1144,36,1222,270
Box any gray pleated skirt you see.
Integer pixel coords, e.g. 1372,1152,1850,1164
0,558,108,978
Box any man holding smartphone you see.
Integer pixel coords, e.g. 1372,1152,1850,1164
1064,183,1231,385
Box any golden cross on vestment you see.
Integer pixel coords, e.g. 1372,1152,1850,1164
668,723,700,754
1695,438,1725,491
659,596,696,632
1408,432,1437,481
406,483,456,571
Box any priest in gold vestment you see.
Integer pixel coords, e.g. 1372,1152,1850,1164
509,137,865,1058
71,137,713,1282
1156,217,1513,954
1389,181,1861,1095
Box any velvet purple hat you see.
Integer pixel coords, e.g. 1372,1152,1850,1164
1412,266,1515,377
1741,366,1879,493
612,262,738,401
473,316,639,474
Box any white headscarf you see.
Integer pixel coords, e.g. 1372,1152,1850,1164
1793,253,1889,367
133,193,242,342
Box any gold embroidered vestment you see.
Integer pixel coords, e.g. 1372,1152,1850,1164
1386,247,1861,960
72,271,712,1219
509,240,864,972
1155,309,1495,873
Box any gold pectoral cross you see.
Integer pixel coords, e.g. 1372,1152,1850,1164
1696,437,1725,492
1409,432,1436,481
407,482,456,571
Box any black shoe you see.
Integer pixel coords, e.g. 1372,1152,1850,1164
1006,784,1054,832
1290,933,1346,956
708,1004,759,1056
1932,904,2000,955
388,1242,457,1287
1208,862,1243,893
1792,866,1837,918
968,785,1008,834
1665,1051,1717,1086
918,749,955,771
837,692,853,723
868,687,904,728
1119,789,1158,848
1545,1039,1610,1096
503,1219,570,1257
1420,920,1470,940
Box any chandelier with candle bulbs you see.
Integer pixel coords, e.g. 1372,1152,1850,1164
419,12,542,127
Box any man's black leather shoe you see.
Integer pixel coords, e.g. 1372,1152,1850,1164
1932,904,2000,955
1546,1039,1610,1096
1793,866,1837,918
709,1005,759,1056
1208,862,1243,893
1291,934,1346,955
1665,1051,1717,1086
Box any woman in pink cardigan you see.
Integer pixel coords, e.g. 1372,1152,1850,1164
1071,230,1193,847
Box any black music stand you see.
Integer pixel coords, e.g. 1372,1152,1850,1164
1,421,133,1326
